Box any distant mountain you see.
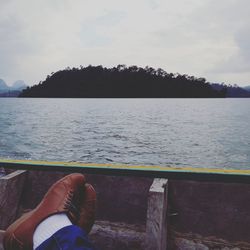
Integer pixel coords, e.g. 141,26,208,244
0,79,8,91
0,79,27,97
0,90,23,97
243,85,250,92
211,83,250,97
11,80,27,91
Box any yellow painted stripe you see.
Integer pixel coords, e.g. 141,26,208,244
0,158,250,176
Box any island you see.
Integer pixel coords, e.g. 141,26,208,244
19,65,248,98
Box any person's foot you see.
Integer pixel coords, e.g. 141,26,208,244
3,173,96,250
78,183,97,233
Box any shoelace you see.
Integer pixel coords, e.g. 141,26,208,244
64,189,82,220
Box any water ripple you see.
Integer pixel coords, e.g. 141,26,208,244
0,98,250,169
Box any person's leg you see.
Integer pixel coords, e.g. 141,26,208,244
36,225,96,250
3,174,96,250
33,213,72,248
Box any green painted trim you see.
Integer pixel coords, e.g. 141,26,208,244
0,158,250,182
0,158,249,174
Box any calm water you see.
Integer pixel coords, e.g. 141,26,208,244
0,98,249,169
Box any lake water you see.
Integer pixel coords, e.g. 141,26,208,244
0,98,249,169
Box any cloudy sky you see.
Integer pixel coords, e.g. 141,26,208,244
0,0,249,86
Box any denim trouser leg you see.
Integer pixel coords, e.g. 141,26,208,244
35,225,96,250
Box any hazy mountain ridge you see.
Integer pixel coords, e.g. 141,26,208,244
0,79,27,97
243,86,250,91
211,83,250,97
11,80,27,90
0,79,9,90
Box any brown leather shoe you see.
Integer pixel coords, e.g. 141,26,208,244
3,173,86,250
78,183,97,233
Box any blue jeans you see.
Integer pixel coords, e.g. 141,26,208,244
36,225,96,250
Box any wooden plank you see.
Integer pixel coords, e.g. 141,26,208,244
146,179,168,250
168,180,250,245
0,158,250,183
0,170,27,230
0,230,4,250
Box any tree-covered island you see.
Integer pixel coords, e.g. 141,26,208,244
20,65,228,98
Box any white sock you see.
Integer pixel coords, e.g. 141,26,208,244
33,213,72,249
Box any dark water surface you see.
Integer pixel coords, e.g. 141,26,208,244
0,98,249,169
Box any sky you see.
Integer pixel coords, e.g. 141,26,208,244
0,0,250,87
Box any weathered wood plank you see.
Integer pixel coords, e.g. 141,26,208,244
0,230,4,250
0,170,27,230
168,180,250,247
146,178,168,250
89,221,146,250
